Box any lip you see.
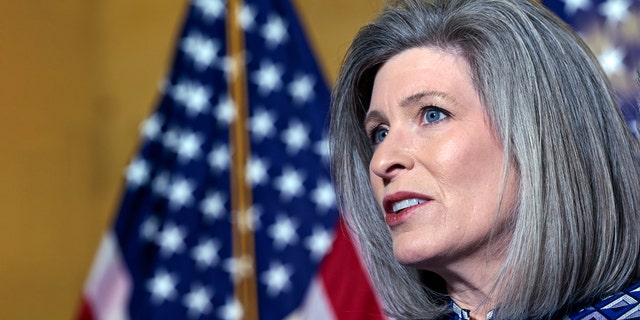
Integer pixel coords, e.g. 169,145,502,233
383,191,432,227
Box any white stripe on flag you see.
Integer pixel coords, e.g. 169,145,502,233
83,232,131,320
286,276,336,320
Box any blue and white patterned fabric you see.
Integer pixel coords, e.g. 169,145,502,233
447,281,640,319
566,281,640,319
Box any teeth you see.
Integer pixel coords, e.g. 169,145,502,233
392,198,427,213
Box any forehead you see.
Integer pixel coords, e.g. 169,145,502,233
369,47,474,108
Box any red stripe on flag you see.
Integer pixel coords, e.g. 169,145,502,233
320,219,386,319
76,297,95,320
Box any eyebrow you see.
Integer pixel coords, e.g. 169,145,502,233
400,91,433,108
363,110,386,129
363,90,450,127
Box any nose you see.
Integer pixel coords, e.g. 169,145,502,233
369,131,415,183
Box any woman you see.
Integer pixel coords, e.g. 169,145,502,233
329,0,640,319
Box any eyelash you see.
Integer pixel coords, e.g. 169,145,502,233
366,106,450,146
421,106,450,124
367,124,388,146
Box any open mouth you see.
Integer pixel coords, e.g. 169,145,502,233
391,198,427,213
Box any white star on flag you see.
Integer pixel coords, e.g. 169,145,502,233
599,0,631,25
147,270,179,304
167,177,195,209
125,158,150,188
156,223,187,257
141,113,163,140
274,167,305,200
214,95,237,126
261,262,293,297
171,81,212,116
200,191,227,221
252,61,284,96
268,214,299,249
176,131,204,162
599,45,626,76
249,108,277,141
281,120,310,154
562,0,592,14
181,32,220,71
183,284,214,317
217,297,244,320
208,144,231,173
162,127,180,150
246,156,270,186
311,180,337,211
140,216,160,241
238,4,257,31
193,0,225,22
261,15,288,48
314,137,330,160
191,238,221,269
152,171,170,196
305,226,334,261
288,74,315,105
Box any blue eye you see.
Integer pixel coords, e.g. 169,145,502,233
370,127,388,144
424,108,448,123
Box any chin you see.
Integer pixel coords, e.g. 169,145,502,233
392,240,440,267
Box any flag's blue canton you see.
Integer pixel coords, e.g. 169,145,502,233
113,0,338,319
543,0,640,133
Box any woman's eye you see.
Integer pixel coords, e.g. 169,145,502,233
423,108,448,124
370,127,388,144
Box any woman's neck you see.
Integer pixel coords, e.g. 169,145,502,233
437,255,505,320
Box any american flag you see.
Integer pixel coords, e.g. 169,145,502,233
78,0,384,319
543,0,640,133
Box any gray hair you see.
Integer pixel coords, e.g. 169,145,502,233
329,0,640,319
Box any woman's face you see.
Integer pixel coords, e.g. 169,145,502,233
365,47,517,277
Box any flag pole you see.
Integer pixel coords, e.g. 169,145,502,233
226,0,258,318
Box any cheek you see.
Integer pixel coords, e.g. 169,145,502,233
435,132,506,203
369,168,384,204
